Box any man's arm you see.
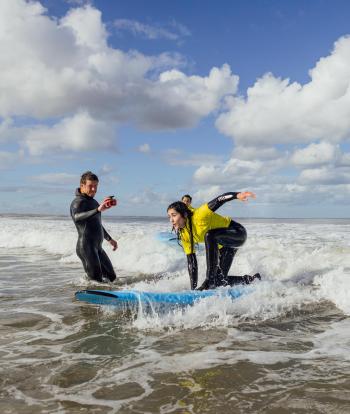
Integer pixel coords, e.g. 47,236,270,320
71,199,99,223
187,253,198,290
207,192,239,212
103,227,112,241
103,226,118,250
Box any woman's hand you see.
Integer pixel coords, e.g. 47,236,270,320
237,191,256,202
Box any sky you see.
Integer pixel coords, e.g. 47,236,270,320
1,0,350,218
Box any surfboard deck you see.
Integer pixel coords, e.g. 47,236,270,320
155,231,204,251
75,286,250,308
155,231,179,247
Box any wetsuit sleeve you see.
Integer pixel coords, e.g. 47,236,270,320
71,207,99,222
70,198,99,223
186,253,198,290
207,192,239,212
103,227,112,241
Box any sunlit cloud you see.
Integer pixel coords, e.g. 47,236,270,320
0,0,236,141
216,36,350,146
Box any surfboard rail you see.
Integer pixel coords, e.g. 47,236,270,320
75,286,250,308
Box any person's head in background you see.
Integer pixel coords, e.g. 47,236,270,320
181,194,192,208
80,171,99,198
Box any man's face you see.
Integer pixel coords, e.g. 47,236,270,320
182,197,191,207
80,180,98,198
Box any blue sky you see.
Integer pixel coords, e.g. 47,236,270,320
1,0,350,217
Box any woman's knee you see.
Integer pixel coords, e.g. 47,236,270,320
238,225,247,244
229,221,247,245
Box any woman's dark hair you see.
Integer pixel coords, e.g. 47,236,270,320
167,201,194,253
181,194,192,202
80,171,99,185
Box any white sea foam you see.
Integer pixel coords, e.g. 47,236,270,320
314,268,350,314
1,216,350,323
126,281,322,331
0,216,185,274
2,215,350,413
307,319,350,360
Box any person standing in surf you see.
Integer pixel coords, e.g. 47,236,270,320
167,191,260,290
70,171,118,283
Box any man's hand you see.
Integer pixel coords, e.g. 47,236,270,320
237,191,256,202
98,197,118,212
109,239,118,251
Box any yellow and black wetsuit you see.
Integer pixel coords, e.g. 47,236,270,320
179,192,248,290
70,188,116,283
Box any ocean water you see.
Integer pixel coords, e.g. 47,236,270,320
1,214,350,413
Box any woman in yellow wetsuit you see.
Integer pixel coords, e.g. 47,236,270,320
167,191,260,290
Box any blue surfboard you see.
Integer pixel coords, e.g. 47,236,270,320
75,286,250,309
155,231,204,251
155,231,179,247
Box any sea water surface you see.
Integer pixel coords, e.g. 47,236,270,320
1,214,350,413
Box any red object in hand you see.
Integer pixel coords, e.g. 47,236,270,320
106,196,116,208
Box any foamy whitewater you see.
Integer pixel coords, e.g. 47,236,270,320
1,215,350,413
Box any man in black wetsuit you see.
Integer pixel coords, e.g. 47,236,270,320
70,171,118,282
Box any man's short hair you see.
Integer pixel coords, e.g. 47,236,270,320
80,171,99,185
182,194,192,202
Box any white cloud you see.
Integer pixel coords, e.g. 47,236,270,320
142,64,238,129
189,146,350,209
114,19,191,41
61,4,108,50
98,164,114,175
338,152,350,166
129,188,170,205
22,111,116,155
193,186,222,204
298,165,350,185
138,143,151,153
0,0,237,133
193,157,278,186
291,141,338,166
163,149,222,166
216,35,350,146
0,151,20,169
31,172,78,184
232,145,283,161
184,33,350,210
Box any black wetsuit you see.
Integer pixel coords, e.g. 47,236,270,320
70,189,116,282
186,192,258,290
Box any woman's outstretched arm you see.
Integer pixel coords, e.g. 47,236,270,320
207,191,256,212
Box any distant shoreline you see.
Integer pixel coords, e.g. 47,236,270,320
1,213,350,222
